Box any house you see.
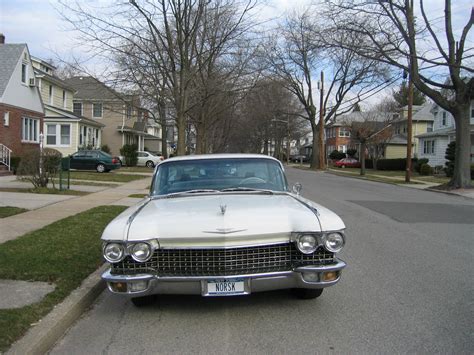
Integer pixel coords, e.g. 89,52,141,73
385,104,434,158
31,57,104,156
326,111,395,157
0,35,44,168
416,101,474,166
63,76,156,156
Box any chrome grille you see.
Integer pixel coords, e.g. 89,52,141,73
111,243,334,276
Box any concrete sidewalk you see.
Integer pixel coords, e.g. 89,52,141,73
0,176,151,244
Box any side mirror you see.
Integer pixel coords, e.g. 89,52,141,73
292,182,302,195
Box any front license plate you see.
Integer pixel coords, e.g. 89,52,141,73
207,279,245,296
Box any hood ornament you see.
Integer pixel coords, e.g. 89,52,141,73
220,204,227,215
203,228,247,235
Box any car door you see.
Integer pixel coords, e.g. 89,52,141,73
84,151,99,170
69,151,87,170
137,152,148,166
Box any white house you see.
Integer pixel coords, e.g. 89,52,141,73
416,101,474,167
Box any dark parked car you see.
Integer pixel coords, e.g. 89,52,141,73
69,150,121,173
290,154,309,163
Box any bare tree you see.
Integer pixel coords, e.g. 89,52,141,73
263,8,389,169
324,0,473,188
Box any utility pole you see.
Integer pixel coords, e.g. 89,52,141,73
405,0,414,183
318,71,325,170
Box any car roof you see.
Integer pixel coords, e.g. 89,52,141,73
165,153,281,163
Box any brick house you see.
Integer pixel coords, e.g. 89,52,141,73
0,35,44,165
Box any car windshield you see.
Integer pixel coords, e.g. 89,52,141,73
151,158,288,196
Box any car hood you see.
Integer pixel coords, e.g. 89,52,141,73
101,193,345,248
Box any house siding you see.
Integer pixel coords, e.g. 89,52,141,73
418,136,450,167
385,145,406,159
0,103,43,156
43,118,79,156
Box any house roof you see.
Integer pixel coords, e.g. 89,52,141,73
328,111,395,127
387,134,409,145
33,67,76,92
396,103,435,122
415,127,454,138
44,104,105,127
0,44,26,97
64,76,130,101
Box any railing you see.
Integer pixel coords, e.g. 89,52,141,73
0,144,12,171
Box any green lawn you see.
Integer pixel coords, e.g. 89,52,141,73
0,187,89,196
68,171,148,182
119,166,154,173
0,207,28,218
128,193,148,198
0,205,127,352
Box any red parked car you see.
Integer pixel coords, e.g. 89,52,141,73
334,157,361,168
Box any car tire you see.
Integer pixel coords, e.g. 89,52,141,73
292,288,323,299
131,295,158,307
96,163,106,173
146,160,155,168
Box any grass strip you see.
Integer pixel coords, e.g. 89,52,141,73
0,187,89,196
0,205,127,352
118,166,154,173
0,207,29,218
128,193,147,198
68,171,147,182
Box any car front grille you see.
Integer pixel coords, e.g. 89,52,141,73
110,243,334,276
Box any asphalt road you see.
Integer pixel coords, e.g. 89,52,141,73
50,167,474,354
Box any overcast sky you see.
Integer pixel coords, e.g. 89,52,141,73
1,0,471,106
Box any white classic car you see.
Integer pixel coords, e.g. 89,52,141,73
101,154,346,306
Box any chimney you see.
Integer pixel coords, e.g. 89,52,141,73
0,34,5,44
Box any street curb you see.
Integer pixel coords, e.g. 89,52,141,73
426,187,474,200
7,264,108,355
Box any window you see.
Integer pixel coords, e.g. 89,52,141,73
338,145,347,153
471,103,474,122
49,85,53,105
62,90,66,108
442,112,447,126
339,127,350,137
423,140,435,155
427,122,433,132
93,103,103,118
45,124,71,146
3,112,9,126
73,102,83,116
21,117,39,142
21,63,27,83
126,105,132,120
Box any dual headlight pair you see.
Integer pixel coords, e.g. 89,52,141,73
296,232,345,254
103,240,158,263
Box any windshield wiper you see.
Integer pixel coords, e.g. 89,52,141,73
221,187,274,194
151,189,220,199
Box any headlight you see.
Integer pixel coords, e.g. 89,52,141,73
131,242,152,262
324,232,345,253
103,243,125,263
296,234,318,254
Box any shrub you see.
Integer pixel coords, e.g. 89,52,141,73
364,159,374,169
329,150,345,160
17,148,62,188
120,144,138,167
414,158,429,173
376,158,407,171
10,156,21,174
420,163,433,176
101,145,111,154
347,148,357,158
444,141,455,177
471,164,474,179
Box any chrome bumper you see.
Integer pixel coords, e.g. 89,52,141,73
102,259,346,297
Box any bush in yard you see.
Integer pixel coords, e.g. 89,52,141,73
414,158,429,173
120,144,138,167
347,148,357,158
376,158,407,171
444,141,455,177
17,148,62,188
364,159,374,169
420,163,433,176
10,156,21,174
329,150,345,160
101,145,111,154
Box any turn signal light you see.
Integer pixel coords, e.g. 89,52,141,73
110,282,128,293
321,271,338,282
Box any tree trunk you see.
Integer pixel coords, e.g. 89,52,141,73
360,141,366,176
449,105,472,189
161,123,167,159
310,123,320,170
176,112,186,156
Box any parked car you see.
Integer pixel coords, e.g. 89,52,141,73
334,157,361,168
290,154,309,163
69,150,121,173
118,151,164,167
101,154,346,306
137,151,164,168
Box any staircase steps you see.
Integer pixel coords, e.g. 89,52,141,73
0,164,13,176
